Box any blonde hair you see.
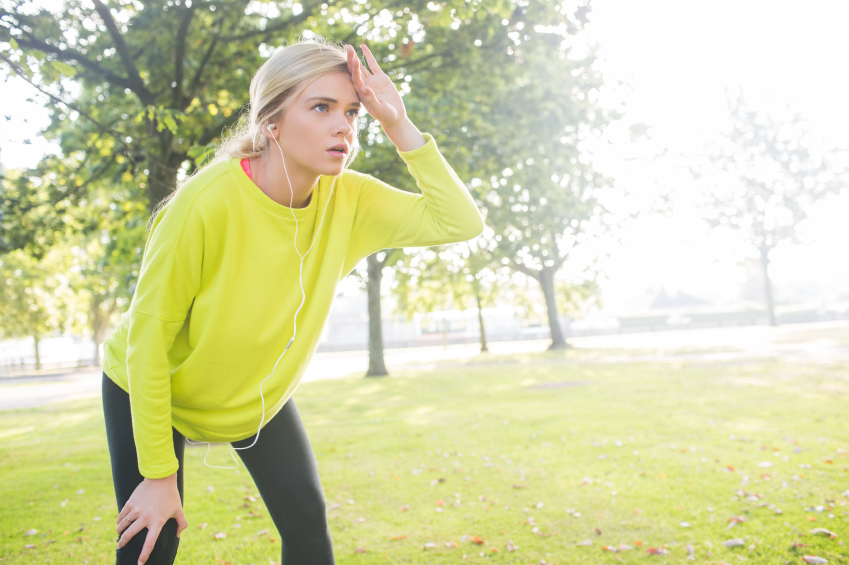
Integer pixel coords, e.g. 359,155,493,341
148,35,361,229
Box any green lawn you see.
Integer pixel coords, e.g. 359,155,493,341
1,348,847,564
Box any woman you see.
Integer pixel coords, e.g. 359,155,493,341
100,37,484,565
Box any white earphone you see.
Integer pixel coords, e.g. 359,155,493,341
185,122,343,469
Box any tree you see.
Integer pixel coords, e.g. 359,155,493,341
392,231,502,353
459,9,613,350
0,249,70,370
697,92,845,326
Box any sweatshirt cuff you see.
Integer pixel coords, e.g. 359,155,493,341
396,132,438,161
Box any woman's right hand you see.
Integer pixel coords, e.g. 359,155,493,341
116,471,188,564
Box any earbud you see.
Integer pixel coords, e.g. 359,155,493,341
267,123,276,131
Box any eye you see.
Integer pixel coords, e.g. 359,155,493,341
347,109,360,118
312,103,328,112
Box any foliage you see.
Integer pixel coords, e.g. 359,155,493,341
392,230,502,319
0,247,70,345
696,91,846,324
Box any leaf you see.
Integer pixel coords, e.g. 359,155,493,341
51,60,76,77
724,538,744,547
213,532,227,539
24,529,38,536
802,557,828,565
469,535,484,545
809,528,837,539
354,547,367,554
646,547,669,555
576,538,592,546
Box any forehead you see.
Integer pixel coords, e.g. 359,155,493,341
298,72,358,103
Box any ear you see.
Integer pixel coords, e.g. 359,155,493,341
263,123,278,140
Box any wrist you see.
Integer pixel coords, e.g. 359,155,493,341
382,117,426,152
144,472,177,483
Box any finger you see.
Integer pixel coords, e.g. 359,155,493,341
360,44,382,75
117,511,136,535
176,513,189,538
116,518,145,549
117,504,131,525
345,44,355,76
138,522,164,564
352,54,367,89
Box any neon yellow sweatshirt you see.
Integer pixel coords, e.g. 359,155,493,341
102,133,484,479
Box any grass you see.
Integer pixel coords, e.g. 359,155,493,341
0,347,847,564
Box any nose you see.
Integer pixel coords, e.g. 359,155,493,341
334,111,353,137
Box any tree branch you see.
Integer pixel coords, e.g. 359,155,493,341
11,32,138,92
508,257,538,280
222,0,342,42
173,2,197,107
184,14,227,106
0,53,135,156
90,0,154,103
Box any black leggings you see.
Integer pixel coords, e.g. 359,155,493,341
101,372,335,564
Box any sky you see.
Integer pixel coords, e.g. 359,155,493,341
2,0,848,314
582,0,849,312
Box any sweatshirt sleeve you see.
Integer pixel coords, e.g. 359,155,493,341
346,132,485,263
125,192,204,479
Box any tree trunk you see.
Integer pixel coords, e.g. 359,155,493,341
538,267,568,350
33,334,41,371
759,244,777,326
365,253,388,377
147,137,182,212
475,282,488,353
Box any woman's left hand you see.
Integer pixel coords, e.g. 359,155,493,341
346,44,405,129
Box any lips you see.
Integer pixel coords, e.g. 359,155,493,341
327,144,348,154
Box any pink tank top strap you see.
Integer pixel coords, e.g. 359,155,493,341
240,158,252,180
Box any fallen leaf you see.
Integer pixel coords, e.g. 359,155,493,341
354,547,367,554
506,540,518,552
390,535,406,540
400,505,410,512
257,529,268,536
724,538,744,547
809,528,837,539
802,557,828,565
423,542,436,549
327,503,341,510
576,538,592,546
470,535,484,545
24,544,36,549
198,522,208,530
602,545,619,552
646,547,669,555
24,529,38,536
213,532,227,539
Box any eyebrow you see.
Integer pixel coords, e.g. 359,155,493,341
304,96,361,107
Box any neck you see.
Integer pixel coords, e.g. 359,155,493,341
251,151,319,209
